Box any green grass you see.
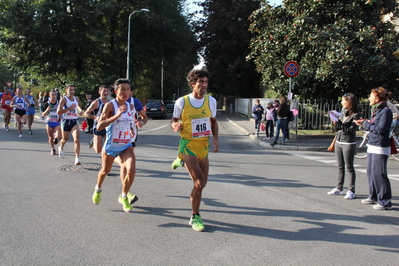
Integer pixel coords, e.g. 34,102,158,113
295,129,335,136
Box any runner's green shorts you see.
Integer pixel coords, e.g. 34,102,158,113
178,138,209,161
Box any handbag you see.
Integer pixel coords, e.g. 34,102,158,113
260,123,265,131
327,135,336,152
390,137,398,154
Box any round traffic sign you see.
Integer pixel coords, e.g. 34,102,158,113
284,61,300,78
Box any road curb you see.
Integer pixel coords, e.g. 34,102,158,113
219,112,330,152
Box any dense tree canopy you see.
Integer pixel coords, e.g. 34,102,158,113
195,0,262,98
0,0,198,100
248,0,399,100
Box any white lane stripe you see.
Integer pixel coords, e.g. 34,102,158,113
139,124,169,132
289,153,398,181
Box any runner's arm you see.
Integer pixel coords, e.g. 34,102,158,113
75,98,84,116
97,102,124,131
83,100,99,120
42,102,50,117
9,96,16,107
210,117,219,153
57,97,69,115
136,110,148,128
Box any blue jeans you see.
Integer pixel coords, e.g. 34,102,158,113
273,118,287,143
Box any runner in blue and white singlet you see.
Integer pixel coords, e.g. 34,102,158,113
42,90,61,155
103,99,135,157
92,78,139,213
10,88,29,138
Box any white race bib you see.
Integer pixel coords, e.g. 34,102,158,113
112,122,131,144
191,117,211,138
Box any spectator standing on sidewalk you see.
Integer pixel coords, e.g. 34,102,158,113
252,99,264,137
327,93,361,199
355,87,393,210
271,96,290,146
263,101,275,140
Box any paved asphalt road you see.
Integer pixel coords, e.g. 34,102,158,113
1,112,399,265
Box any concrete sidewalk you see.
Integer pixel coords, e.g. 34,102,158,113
218,110,334,152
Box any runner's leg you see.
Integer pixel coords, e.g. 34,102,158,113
118,147,136,194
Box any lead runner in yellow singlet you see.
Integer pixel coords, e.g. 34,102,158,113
171,68,219,232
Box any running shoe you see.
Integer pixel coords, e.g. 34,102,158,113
29,130,32,135
171,158,184,170
88,138,94,149
75,157,81,165
6,126,9,132
344,190,355,199
92,189,102,205
118,196,133,213
127,192,139,205
327,188,344,195
51,149,57,155
373,204,393,210
54,138,58,145
19,133,22,138
58,147,65,159
189,214,205,231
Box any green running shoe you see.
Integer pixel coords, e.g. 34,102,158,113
118,196,133,213
171,157,184,170
189,215,205,231
88,138,94,149
127,192,139,205
92,189,101,205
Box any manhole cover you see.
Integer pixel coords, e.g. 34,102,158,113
58,163,101,173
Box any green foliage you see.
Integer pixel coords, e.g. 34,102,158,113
194,0,262,98
263,89,280,99
248,0,399,100
0,0,198,100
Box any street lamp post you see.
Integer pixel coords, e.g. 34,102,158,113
126,8,150,80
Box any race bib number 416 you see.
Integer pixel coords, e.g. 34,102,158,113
191,117,211,138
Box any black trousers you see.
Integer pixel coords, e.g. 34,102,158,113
366,153,392,207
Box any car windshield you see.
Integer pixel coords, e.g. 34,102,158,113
146,101,162,107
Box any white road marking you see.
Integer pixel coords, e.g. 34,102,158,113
139,124,169,132
289,153,398,181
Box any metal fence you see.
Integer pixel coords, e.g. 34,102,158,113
235,98,371,131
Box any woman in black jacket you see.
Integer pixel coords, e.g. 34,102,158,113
271,96,290,146
327,93,361,199
355,87,393,210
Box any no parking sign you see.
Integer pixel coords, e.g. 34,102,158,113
284,61,300,78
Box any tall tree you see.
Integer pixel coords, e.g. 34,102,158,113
248,0,399,100
195,0,262,98
0,0,198,99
